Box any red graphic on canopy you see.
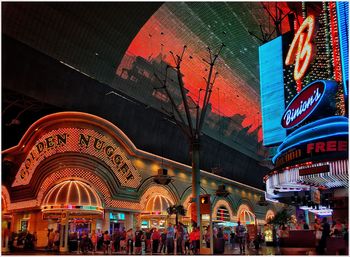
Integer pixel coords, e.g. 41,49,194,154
116,4,276,150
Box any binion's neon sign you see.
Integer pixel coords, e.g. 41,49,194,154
281,81,324,128
285,15,317,81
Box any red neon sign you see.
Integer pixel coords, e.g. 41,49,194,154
306,140,348,154
281,81,324,128
285,15,317,82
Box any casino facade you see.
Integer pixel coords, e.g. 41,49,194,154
1,1,348,254
2,112,282,251
260,2,348,222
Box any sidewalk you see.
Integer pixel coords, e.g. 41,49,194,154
2,245,282,255
1,242,316,256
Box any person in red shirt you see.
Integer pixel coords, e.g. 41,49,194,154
194,227,200,253
151,228,161,253
189,227,200,254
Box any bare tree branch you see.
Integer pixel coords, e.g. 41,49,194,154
198,43,225,132
154,67,192,138
175,45,194,137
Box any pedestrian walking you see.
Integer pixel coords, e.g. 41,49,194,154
91,230,97,252
53,230,60,252
47,228,54,250
126,228,134,254
151,227,161,253
134,226,144,254
205,225,211,248
166,223,175,254
120,227,127,253
159,229,167,253
113,229,121,253
189,227,197,254
230,229,236,249
317,217,330,254
236,221,246,254
176,224,184,254
103,230,111,254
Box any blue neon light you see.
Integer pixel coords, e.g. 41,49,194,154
287,116,349,138
272,132,348,163
259,36,286,146
277,121,348,152
337,2,349,96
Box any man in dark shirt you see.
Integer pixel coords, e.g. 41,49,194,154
145,228,152,252
317,217,330,254
159,229,167,253
166,223,175,254
112,229,121,253
302,220,310,230
134,227,144,255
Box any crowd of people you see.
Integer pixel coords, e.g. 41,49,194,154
8,230,37,252
58,222,259,255
273,217,348,254
63,223,200,254
10,218,346,255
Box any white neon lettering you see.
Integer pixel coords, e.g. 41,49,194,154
283,88,321,126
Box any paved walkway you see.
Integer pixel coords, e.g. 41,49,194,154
3,245,282,255
4,242,325,255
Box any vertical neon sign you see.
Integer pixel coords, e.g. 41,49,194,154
336,2,349,96
285,15,317,91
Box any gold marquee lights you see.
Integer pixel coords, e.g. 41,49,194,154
12,128,141,188
144,194,174,213
41,180,104,213
38,168,111,205
5,112,269,214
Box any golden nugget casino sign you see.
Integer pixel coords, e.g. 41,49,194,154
12,128,141,188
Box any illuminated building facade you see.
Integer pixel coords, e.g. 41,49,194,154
260,2,348,221
2,112,283,251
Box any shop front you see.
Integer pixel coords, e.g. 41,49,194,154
109,212,126,234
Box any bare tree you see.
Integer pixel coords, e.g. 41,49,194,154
154,43,224,242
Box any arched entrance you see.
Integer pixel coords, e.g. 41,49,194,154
237,204,257,240
212,199,234,222
140,194,174,229
41,180,103,251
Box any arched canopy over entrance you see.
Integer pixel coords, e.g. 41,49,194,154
237,204,256,225
141,194,174,229
144,194,173,215
41,180,103,215
212,199,235,222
